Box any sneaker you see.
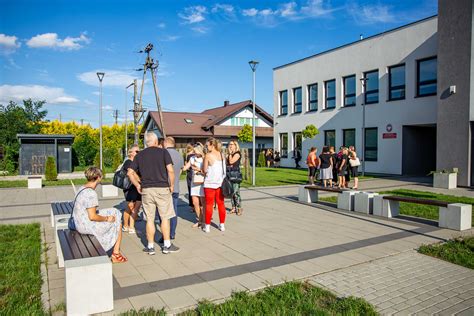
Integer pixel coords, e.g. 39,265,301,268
158,237,175,244
219,223,225,232
162,244,180,254
128,228,136,234
202,224,210,233
122,226,129,232
142,247,155,255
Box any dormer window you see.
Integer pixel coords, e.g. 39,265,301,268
184,118,193,124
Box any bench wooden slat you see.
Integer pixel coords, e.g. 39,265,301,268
65,231,84,259
383,195,449,207
74,231,94,258
304,185,344,193
58,230,74,261
52,203,61,216
88,235,107,256
80,234,101,257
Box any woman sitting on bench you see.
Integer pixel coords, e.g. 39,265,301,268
72,166,127,263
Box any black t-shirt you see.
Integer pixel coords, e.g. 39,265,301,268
338,154,348,169
186,153,195,180
130,147,173,188
319,153,332,169
227,151,241,171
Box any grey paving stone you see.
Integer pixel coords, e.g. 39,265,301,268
156,287,197,310
128,292,167,311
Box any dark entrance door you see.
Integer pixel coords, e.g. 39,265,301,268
402,125,436,176
57,144,72,173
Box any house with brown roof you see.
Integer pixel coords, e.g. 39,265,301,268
141,100,274,149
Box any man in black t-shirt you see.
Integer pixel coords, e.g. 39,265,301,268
128,132,179,255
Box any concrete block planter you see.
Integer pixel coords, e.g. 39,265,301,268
354,192,379,214
439,203,472,231
102,184,118,197
337,191,359,211
28,176,42,189
433,172,457,189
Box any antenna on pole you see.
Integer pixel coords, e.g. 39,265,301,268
136,43,166,139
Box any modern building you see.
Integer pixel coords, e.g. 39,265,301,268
273,0,474,186
141,100,274,149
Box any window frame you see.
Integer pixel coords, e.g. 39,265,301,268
293,132,302,151
343,75,356,107
307,83,318,112
388,64,406,101
279,90,288,115
416,56,437,97
343,128,356,147
363,70,379,105
293,87,302,114
280,133,288,158
324,129,336,148
325,79,336,109
364,127,378,162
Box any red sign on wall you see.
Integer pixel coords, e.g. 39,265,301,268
383,133,397,139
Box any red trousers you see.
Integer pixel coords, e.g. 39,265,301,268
204,187,226,225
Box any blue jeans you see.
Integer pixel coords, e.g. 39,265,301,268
170,192,179,239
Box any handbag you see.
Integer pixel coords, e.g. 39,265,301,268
349,157,361,167
68,187,91,231
193,171,205,184
227,170,243,183
113,167,132,190
220,155,235,198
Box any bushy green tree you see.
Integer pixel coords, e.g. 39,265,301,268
257,150,266,167
44,156,57,181
302,124,319,139
237,124,253,143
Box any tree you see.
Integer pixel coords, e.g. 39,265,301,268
257,150,266,167
302,124,319,139
237,124,253,143
45,156,57,181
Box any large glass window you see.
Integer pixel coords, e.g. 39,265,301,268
280,90,288,115
308,84,318,111
324,130,336,148
280,133,288,158
293,132,302,152
343,129,356,147
417,57,437,97
364,128,378,161
364,70,379,104
325,79,336,109
388,64,405,101
343,75,356,107
293,87,302,113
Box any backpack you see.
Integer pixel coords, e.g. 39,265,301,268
113,163,132,190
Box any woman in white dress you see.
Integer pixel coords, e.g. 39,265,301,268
182,144,205,228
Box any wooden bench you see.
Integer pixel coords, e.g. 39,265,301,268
50,201,74,228
374,195,471,231
298,185,343,203
57,229,113,315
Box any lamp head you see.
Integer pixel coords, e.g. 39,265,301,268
248,60,259,71
96,72,105,82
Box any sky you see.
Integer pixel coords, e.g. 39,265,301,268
0,0,438,127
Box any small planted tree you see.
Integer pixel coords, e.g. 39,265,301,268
45,156,57,181
237,124,253,143
302,124,319,139
257,150,266,167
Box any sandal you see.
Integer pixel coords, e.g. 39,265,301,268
111,252,128,263
229,208,236,214
237,208,243,216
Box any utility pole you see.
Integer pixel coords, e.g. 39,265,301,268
59,113,62,122
80,119,84,126
132,79,141,144
112,109,119,125
137,43,166,139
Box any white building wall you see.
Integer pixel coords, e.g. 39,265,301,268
273,17,438,174
220,108,272,127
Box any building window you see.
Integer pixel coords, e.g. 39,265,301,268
363,70,379,104
388,64,405,101
343,75,356,107
293,87,302,113
279,90,288,115
417,57,437,97
324,130,336,148
293,132,302,151
325,79,336,109
308,83,318,111
280,133,288,158
364,128,378,161
343,129,356,147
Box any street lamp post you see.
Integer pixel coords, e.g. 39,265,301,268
360,76,368,176
97,72,105,171
248,60,259,187
125,82,134,155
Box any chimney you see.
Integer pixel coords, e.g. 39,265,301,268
224,100,230,107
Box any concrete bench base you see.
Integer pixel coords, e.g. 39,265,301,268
102,184,118,197
65,256,113,315
28,177,42,189
439,203,472,231
337,191,359,211
55,218,69,268
298,185,318,203
373,196,400,218
354,192,379,214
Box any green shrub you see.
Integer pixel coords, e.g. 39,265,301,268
112,149,123,171
257,151,266,167
44,156,57,181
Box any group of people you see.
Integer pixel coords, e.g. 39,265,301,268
70,133,244,263
307,145,360,189
264,149,281,168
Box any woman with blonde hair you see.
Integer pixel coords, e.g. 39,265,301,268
121,144,141,234
202,137,226,233
72,167,126,263
227,140,243,215
182,144,205,227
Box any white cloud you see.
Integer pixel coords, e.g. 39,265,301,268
161,35,180,42
0,34,21,54
0,84,79,104
352,4,396,24
103,105,113,111
191,26,210,34
280,2,298,17
301,0,334,17
26,33,90,50
157,22,166,28
212,4,234,14
179,6,207,24
242,8,258,17
77,70,137,88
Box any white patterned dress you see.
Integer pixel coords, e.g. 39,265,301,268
73,186,122,252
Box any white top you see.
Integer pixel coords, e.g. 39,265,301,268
204,156,226,189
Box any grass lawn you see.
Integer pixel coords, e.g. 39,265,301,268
121,281,377,316
419,236,474,269
241,168,373,188
0,223,45,315
319,189,474,226
0,178,113,188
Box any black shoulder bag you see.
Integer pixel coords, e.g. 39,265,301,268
220,154,235,198
68,187,92,231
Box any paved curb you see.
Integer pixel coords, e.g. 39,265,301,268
40,223,51,314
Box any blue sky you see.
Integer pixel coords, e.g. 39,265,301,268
0,0,437,127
